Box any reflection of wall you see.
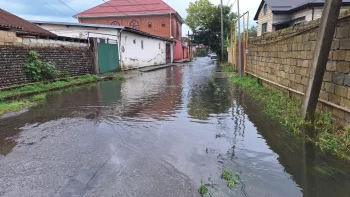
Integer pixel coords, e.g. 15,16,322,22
240,89,350,197
120,67,183,119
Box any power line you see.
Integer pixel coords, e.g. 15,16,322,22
57,0,79,14
44,0,67,17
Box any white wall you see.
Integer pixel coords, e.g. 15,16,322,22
120,31,172,70
34,23,174,71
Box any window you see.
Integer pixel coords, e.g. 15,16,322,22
262,23,267,34
161,21,166,27
141,40,144,49
148,22,152,28
130,20,139,30
159,43,161,49
133,39,136,44
111,21,120,26
263,4,268,15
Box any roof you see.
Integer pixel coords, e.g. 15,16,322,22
31,20,124,30
0,9,55,36
254,0,350,20
75,0,177,17
31,21,174,42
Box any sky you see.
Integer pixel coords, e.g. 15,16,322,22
0,0,261,35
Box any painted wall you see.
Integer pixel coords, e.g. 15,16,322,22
174,40,183,61
34,23,174,70
257,3,273,36
120,31,172,70
79,15,172,39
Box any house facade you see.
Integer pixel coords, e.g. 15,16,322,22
254,0,350,36
75,0,184,61
32,21,174,71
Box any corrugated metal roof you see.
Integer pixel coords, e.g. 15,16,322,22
254,0,350,20
0,9,56,36
31,20,124,30
75,0,176,17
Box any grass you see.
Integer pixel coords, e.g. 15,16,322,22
222,66,235,73
231,74,350,160
104,72,125,81
209,77,216,86
221,170,240,189
0,75,99,101
0,93,47,115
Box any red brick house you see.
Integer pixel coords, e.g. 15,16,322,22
75,0,185,61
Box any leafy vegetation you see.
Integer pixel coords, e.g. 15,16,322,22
186,0,236,60
24,50,61,81
0,75,99,101
222,66,235,73
221,170,240,189
198,184,209,196
231,74,350,160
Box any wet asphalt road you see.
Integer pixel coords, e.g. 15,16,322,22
1,57,350,197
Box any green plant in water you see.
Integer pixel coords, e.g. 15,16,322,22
209,77,215,86
24,50,60,81
31,94,47,102
231,74,350,160
198,184,209,196
221,170,240,189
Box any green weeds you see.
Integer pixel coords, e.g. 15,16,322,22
222,66,235,73
231,74,350,160
198,184,209,196
0,93,47,115
0,75,99,101
104,72,125,81
221,170,240,189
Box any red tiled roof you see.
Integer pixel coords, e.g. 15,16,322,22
75,0,176,17
0,9,55,37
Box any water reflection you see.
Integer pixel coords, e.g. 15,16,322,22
0,58,349,197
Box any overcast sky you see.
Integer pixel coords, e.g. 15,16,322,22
0,0,261,35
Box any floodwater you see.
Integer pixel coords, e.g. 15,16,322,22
0,57,349,197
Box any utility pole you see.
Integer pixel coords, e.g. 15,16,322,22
301,0,342,120
221,0,224,62
237,0,242,78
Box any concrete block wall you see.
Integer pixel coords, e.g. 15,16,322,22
247,13,350,126
0,30,93,88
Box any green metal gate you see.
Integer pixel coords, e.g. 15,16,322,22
97,38,119,74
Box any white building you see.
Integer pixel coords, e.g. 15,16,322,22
31,21,174,72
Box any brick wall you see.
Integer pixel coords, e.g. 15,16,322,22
247,12,350,126
80,14,182,40
0,30,93,88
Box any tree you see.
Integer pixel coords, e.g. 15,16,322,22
248,26,257,38
185,0,236,61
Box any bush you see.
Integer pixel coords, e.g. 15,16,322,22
24,50,61,81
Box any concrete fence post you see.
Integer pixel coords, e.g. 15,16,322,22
90,38,100,75
301,0,342,120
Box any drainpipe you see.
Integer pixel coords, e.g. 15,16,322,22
312,8,315,20
170,13,173,38
118,29,124,71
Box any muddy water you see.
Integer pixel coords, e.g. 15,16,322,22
0,57,349,197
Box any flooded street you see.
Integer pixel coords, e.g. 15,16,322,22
0,57,350,197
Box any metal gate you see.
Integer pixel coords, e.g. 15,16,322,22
97,38,119,74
